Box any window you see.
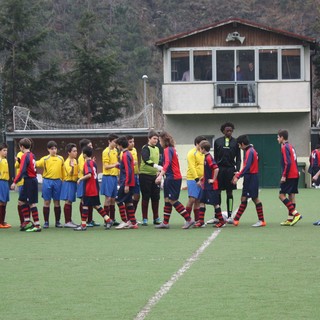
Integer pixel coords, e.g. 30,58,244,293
259,49,278,80
216,50,234,81
193,50,212,81
171,51,189,81
282,49,301,79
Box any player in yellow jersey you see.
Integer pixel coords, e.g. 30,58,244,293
185,136,207,222
101,134,120,225
0,143,11,228
60,143,79,228
36,141,64,228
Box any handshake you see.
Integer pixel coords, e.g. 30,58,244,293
153,164,163,171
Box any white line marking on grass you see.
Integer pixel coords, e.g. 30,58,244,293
134,229,222,320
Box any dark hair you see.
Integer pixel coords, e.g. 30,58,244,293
159,131,175,148
0,143,8,150
194,135,207,145
107,134,118,143
148,130,159,139
199,140,211,152
116,136,128,148
278,129,288,140
220,122,235,133
66,143,77,153
19,138,32,149
79,139,91,150
47,140,57,149
126,135,134,140
236,135,250,146
82,146,93,158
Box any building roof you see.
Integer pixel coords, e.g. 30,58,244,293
155,17,317,47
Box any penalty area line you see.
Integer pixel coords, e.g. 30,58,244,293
134,229,222,320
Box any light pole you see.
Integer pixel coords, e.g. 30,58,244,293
142,74,148,127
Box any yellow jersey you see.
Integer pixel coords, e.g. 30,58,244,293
102,146,119,176
15,151,24,186
63,157,78,182
0,157,9,181
36,154,65,180
78,153,85,178
186,147,204,180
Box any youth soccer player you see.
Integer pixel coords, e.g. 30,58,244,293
194,140,225,228
277,129,302,226
60,143,79,228
231,135,266,227
15,150,26,225
308,144,320,188
0,143,11,228
185,135,206,222
101,134,120,225
36,141,64,228
74,146,112,231
114,136,138,229
155,131,194,229
11,138,41,232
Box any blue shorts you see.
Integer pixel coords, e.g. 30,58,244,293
42,178,62,201
116,186,134,204
0,180,9,203
82,195,100,207
19,178,38,204
187,180,201,199
60,181,77,202
100,175,118,198
242,174,259,199
199,189,219,205
132,175,140,195
77,180,84,198
279,178,299,195
164,178,181,200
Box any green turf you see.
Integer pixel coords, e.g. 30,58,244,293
1,189,320,319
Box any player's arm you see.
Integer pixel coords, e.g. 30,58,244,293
35,157,44,168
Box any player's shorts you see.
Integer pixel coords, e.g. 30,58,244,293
82,195,101,207
164,178,181,200
116,185,134,204
187,180,201,199
0,180,9,203
279,178,299,194
77,180,84,198
60,181,77,202
42,178,62,201
19,178,38,204
242,174,259,199
132,175,140,194
199,189,219,205
100,175,118,198
218,166,237,191
139,174,160,201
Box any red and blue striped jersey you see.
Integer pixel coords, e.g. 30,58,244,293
83,159,99,197
309,149,320,171
163,146,182,180
119,150,135,187
202,153,219,190
281,142,299,179
236,145,258,178
14,152,37,183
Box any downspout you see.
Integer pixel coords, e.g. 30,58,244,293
310,43,318,127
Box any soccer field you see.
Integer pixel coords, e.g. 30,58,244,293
1,189,320,320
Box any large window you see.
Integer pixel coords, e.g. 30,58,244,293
216,50,234,81
259,49,278,80
193,50,212,81
171,51,189,81
282,49,301,79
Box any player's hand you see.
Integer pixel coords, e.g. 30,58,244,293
232,177,238,185
92,156,96,162
155,176,162,184
70,159,75,167
10,183,16,190
280,176,286,183
208,179,214,184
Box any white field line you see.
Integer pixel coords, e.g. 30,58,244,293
134,229,222,320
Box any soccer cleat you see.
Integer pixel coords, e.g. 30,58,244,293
74,225,87,231
115,221,130,230
182,219,195,229
233,220,239,226
104,219,113,230
142,218,148,226
153,218,162,225
0,223,11,228
128,223,138,229
43,221,49,229
55,221,63,228
215,221,226,228
313,220,320,226
252,221,266,227
64,221,79,228
26,226,42,232
280,220,291,226
87,220,100,227
155,222,170,229
193,221,205,228
206,218,218,224
290,214,302,226
226,217,234,224
112,220,120,226
20,221,34,231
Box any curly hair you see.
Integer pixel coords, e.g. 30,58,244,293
220,122,235,133
159,131,175,148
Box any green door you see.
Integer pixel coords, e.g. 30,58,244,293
248,134,281,188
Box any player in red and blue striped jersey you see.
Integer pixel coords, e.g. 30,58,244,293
194,140,225,228
308,145,320,187
277,129,302,226
155,131,194,229
232,135,266,227
11,138,41,232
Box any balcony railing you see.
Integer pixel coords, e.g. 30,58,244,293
214,82,257,107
